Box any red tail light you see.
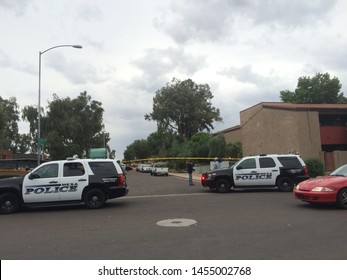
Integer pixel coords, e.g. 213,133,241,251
303,166,308,176
118,174,125,186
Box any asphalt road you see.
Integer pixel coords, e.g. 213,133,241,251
1,171,347,260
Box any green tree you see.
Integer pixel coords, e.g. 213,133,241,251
0,97,20,152
208,135,226,158
0,102,6,148
146,130,179,157
280,72,346,104
22,91,107,160
124,139,150,161
16,134,33,154
21,105,39,154
145,78,222,140
45,92,105,159
225,141,243,158
189,132,211,157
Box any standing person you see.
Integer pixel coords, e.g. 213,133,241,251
213,157,221,170
187,160,195,186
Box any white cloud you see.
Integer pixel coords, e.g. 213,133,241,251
1,0,346,159
0,0,31,16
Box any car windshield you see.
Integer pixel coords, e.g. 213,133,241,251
330,164,347,177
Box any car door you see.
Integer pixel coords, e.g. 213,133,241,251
59,161,88,201
257,157,278,186
233,158,258,187
23,162,61,203
233,157,278,187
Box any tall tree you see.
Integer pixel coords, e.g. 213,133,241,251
22,91,107,159
145,78,222,140
189,132,211,157
124,139,150,160
0,97,20,152
280,72,346,104
0,102,6,149
21,105,38,154
46,91,105,159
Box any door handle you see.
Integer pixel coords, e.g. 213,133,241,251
78,179,87,181
49,181,58,183
272,170,278,172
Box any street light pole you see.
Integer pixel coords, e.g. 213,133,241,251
37,44,82,165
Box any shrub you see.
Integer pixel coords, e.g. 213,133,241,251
305,158,325,177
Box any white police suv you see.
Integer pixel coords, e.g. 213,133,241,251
201,154,309,193
0,158,128,214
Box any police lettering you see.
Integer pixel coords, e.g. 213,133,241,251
25,185,78,195
235,173,272,180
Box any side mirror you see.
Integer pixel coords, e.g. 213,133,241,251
29,173,40,180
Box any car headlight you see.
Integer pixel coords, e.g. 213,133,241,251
311,187,334,192
294,184,300,190
207,173,216,180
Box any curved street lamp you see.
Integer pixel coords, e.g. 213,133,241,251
37,44,82,165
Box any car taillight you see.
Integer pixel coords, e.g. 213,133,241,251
201,174,206,181
118,174,125,186
303,166,308,176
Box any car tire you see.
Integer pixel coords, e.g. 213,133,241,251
215,178,231,193
277,177,294,192
0,193,20,214
337,188,347,209
83,188,106,209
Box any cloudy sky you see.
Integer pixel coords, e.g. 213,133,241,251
1,0,346,158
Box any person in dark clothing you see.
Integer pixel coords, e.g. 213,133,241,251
187,160,195,186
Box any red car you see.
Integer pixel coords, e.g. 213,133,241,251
294,164,347,209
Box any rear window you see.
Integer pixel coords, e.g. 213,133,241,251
277,157,303,168
88,161,118,176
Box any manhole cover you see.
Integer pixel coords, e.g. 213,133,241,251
156,218,197,227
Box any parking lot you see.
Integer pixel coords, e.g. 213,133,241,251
1,170,347,260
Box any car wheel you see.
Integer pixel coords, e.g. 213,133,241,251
337,188,347,209
83,188,106,209
215,178,231,193
0,193,20,214
277,177,294,192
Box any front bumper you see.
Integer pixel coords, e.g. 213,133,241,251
294,190,336,203
201,174,214,188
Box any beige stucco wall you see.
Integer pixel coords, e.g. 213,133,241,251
240,107,322,160
334,151,347,168
222,127,242,143
294,111,322,159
